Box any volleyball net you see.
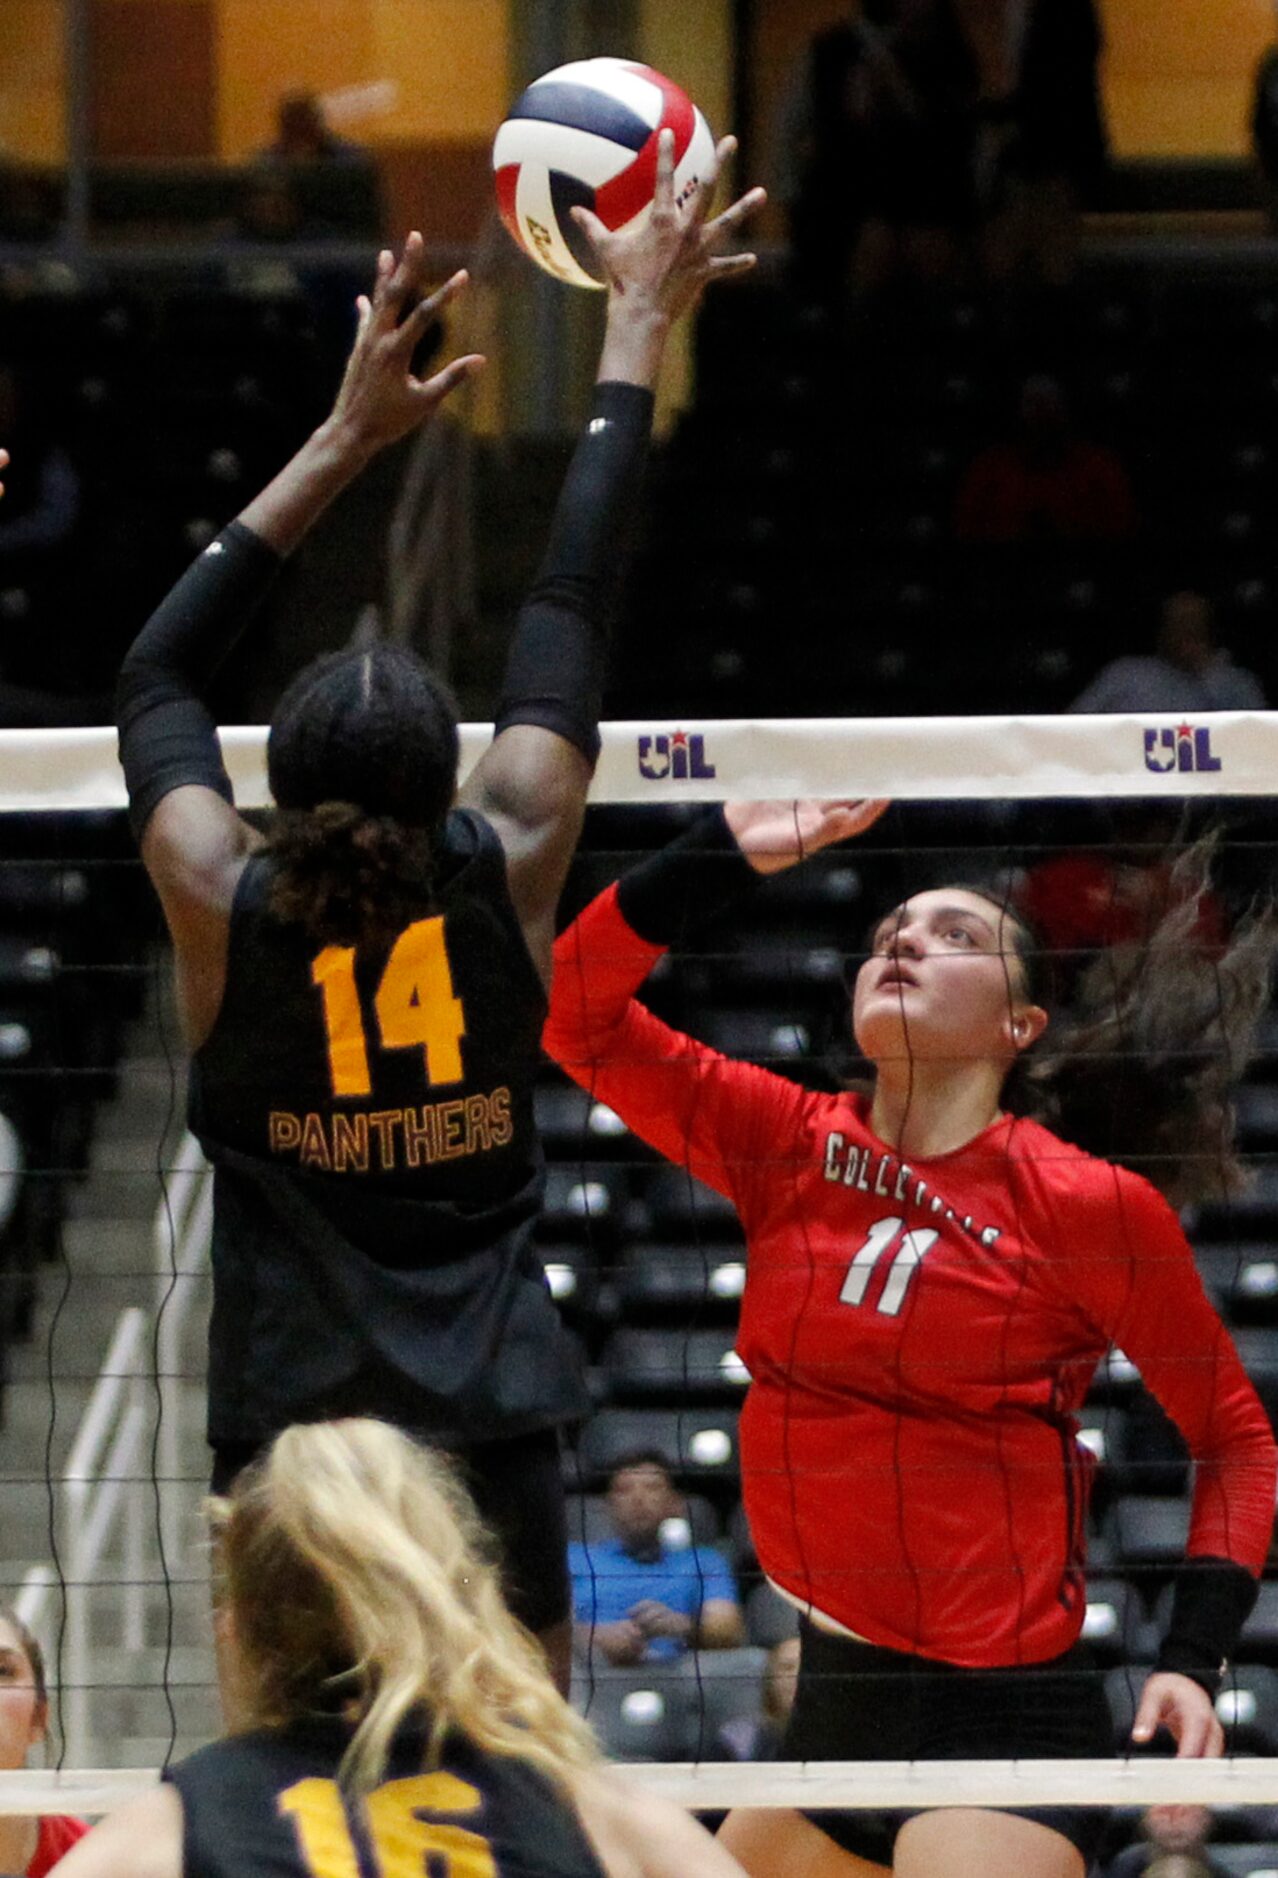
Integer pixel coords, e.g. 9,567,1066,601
2,712,1278,1846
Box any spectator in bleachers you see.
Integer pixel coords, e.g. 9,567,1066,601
954,372,1135,542
1069,590,1266,714
1253,26,1278,233
716,1636,801,1762
777,0,979,300
259,91,366,167
1113,1803,1234,1876
571,1453,744,1666
0,1604,88,1872
967,0,1109,284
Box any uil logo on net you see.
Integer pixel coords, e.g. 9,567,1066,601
637,730,717,780
1143,723,1222,774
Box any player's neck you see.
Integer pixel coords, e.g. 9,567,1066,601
869,1060,1005,1160
0,1812,38,1872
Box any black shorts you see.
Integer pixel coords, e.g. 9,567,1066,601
782,1621,1114,1869
210,1424,571,1637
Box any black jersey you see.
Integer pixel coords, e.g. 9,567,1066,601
190,807,589,1447
166,1717,609,1878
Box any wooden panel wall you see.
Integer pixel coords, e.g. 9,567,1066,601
90,0,216,159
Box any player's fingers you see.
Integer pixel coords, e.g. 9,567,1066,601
704,185,768,247
353,294,374,342
705,252,757,281
1130,1688,1165,1742
398,268,469,345
384,231,427,311
687,132,738,226
369,247,395,312
1172,1705,1217,1758
415,353,486,404
569,204,611,251
652,127,676,216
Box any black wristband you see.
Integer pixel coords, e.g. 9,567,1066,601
1155,1557,1258,1696
494,381,655,766
616,806,761,947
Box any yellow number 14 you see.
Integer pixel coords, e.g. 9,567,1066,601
279,1772,496,1878
311,918,467,1100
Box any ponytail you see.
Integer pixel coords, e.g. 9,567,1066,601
1017,840,1277,1206
266,803,440,950
213,1420,599,1797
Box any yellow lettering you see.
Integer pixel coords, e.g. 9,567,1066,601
376,918,466,1086
300,1113,332,1172
311,949,372,1099
269,1111,301,1155
488,1087,512,1147
331,1112,369,1175
437,1100,465,1160
464,1093,492,1154
367,1110,403,1172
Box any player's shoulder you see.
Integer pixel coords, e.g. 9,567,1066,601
1007,1115,1170,1221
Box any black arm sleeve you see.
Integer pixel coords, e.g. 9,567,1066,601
616,805,760,946
493,379,655,767
115,520,283,842
1155,1556,1259,1696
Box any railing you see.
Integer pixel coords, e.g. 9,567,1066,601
60,1307,150,1765
153,1133,213,1562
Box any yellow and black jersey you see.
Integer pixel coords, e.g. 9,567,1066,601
166,1716,609,1878
190,807,588,1449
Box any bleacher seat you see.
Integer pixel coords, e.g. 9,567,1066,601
680,1647,768,1756
570,1664,699,1762
1216,1666,1278,1755
599,1328,748,1405
1104,1496,1190,1579
746,1582,800,1648
640,1168,741,1240
1228,1330,1278,1420
538,1167,629,1248
613,1241,745,1323
1081,1578,1156,1668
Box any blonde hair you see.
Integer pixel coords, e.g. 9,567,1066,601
211,1419,600,1795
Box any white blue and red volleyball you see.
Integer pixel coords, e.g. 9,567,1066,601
492,57,716,290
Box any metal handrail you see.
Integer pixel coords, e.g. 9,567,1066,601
62,1307,150,1765
154,1133,213,1563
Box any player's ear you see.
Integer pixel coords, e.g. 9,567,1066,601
1006,1003,1048,1054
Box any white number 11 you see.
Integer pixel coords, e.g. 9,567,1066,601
839,1216,939,1317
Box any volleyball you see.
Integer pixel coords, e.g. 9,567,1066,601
492,57,717,290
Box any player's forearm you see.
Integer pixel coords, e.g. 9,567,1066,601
596,298,674,391
494,380,654,764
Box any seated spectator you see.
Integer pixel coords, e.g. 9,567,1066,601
954,373,1135,541
974,0,1109,284
1254,24,1278,232
716,1636,801,1763
1069,590,1265,714
1112,1804,1236,1877
571,1453,744,1666
259,90,365,166
778,0,979,300
0,1603,88,1873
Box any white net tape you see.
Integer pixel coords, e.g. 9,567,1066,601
0,711,1270,810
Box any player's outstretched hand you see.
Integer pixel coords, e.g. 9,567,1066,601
572,128,765,325
0,447,8,499
725,799,891,876
328,235,485,456
1131,1671,1224,1759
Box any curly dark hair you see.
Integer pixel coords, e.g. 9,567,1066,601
264,646,459,949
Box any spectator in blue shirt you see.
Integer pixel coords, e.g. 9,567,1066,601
570,1452,744,1666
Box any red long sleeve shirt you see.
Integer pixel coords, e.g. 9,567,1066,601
545,884,1277,1668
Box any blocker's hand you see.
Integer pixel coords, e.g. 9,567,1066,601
572,128,765,323
328,235,485,456
0,447,8,498
1132,1670,1224,1758
724,799,891,875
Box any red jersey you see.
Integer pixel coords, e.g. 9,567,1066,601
545,885,1277,1669
28,1815,89,1874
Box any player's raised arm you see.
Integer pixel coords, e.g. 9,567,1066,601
460,130,765,972
115,242,482,1043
